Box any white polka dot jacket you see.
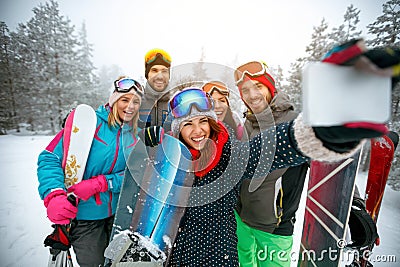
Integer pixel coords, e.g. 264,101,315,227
168,114,363,266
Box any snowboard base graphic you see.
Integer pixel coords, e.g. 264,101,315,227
298,152,362,267
106,134,193,266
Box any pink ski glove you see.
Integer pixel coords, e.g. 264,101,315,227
67,175,108,204
44,190,78,225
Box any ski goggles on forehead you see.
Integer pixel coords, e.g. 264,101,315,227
202,81,229,97
169,88,214,118
114,78,144,95
234,61,270,85
145,49,172,64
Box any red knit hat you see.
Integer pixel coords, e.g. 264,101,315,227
237,74,276,99
235,61,276,99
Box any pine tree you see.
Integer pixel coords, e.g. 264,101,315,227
281,59,304,111
7,0,101,134
191,47,208,82
10,0,79,133
366,0,400,47
97,64,125,97
0,22,17,133
305,18,330,62
365,0,400,190
75,22,103,108
328,4,362,47
281,19,330,111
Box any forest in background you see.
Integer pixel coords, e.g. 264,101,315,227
1,0,399,189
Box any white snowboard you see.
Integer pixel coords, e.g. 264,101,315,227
62,104,97,188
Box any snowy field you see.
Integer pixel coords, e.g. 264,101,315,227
0,135,398,266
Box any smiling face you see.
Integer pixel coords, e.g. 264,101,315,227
147,65,170,92
240,79,272,114
210,91,229,121
179,116,211,151
116,94,141,122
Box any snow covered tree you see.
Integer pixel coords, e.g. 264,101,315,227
365,0,400,190
192,47,208,81
328,4,362,47
0,22,18,134
366,0,400,47
305,18,330,62
282,19,330,111
269,65,284,92
10,0,79,133
3,0,99,134
97,64,125,95
281,59,304,111
74,22,103,108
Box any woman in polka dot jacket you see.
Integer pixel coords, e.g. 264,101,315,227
163,88,384,267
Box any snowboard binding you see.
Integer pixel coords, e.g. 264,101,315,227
105,231,166,266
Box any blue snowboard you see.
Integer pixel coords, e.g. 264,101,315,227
105,134,193,265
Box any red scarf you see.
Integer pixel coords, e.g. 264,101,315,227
189,121,229,178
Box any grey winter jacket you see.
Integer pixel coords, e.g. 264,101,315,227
138,83,176,131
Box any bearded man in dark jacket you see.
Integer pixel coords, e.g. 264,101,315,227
234,61,309,267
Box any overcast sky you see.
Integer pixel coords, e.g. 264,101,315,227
0,0,388,79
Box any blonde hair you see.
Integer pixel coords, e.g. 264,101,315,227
107,75,140,135
107,97,140,136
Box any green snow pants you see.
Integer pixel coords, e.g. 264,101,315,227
235,211,293,267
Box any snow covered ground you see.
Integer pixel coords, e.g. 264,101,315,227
0,135,398,266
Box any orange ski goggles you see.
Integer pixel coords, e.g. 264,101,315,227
234,61,272,85
201,81,229,97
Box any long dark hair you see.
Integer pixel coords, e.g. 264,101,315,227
179,118,223,173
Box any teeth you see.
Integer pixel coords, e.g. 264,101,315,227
215,111,222,115
192,136,205,142
125,111,133,114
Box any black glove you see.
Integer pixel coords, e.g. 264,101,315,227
313,125,387,153
61,108,74,128
348,197,378,248
44,224,71,251
139,126,164,147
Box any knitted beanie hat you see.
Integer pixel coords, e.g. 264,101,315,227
235,61,276,99
108,89,142,107
237,74,276,99
171,107,217,137
170,88,217,137
108,77,143,107
144,48,172,79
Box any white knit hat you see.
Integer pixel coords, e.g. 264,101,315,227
108,88,142,107
171,106,217,137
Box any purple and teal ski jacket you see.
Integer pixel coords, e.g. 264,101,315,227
37,105,139,220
